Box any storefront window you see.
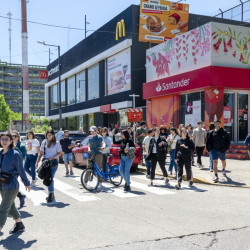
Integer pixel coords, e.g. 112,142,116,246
238,94,248,141
180,92,205,127
68,117,76,131
76,70,86,103
61,80,66,107
62,118,66,131
88,113,94,128
49,84,58,109
51,119,59,131
88,64,99,100
224,93,234,141
67,75,76,105
77,115,87,131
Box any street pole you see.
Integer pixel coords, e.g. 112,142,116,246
129,94,140,143
21,77,23,131
85,15,86,39
58,45,62,130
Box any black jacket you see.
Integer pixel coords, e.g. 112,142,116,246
37,159,53,187
207,128,230,153
113,136,135,158
175,138,195,159
205,130,213,152
147,136,167,160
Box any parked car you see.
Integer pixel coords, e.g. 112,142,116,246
71,136,142,171
35,133,46,145
59,133,87,163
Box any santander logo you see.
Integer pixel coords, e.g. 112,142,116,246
156,83,162,92
155,78,190,92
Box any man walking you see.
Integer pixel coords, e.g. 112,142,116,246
142,129,153,178
206,120,230,183
60,130,75,175
192,121,206,169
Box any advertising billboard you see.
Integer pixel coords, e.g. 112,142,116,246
107,47,131,95
139,0,189,43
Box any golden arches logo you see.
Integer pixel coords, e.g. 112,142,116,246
116,19,126,40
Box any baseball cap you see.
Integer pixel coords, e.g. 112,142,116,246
90,126,97,132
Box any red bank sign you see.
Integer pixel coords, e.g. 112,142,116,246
39,70,48,79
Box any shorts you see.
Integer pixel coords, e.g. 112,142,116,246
62,153,73,163
211,149,226,161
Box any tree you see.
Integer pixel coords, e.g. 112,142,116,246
10,111,22,121
0,94,11,130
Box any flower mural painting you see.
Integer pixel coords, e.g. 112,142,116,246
212,26,250,66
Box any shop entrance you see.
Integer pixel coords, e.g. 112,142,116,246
224,91,249,143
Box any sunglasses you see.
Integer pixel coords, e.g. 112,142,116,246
12,135,18,138
1,138,10,142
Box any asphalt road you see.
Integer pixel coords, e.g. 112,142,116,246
1,164,250,250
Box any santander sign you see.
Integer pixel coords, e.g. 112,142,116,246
156,78,190,92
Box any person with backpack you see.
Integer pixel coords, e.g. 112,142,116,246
244,133,250,159
147,127,169,187
175,128,195,190
35,129,63,203
0,131,31,234
206,120,230,183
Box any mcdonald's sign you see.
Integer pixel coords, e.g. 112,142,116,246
39,70,48,79
116,19,126,40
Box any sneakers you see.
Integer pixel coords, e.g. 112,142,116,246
46,193,55,203
70,170,74,176
175,183,181,190
19,194,26,208
213,176,219,183
210,169,213,172
189,181,193,187
146,174,150,179
124,185,131,192
9,222,25,234
222,170,227,177
148,182,153,187
165,178,170,185
66,170,69,175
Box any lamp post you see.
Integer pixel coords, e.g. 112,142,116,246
37,41,62,130
84,15,90,39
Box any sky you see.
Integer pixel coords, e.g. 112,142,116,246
0,0,244,66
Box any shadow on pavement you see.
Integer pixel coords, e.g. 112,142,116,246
41,202,70,208
223,176,246,186
19,210,33,219
0,233,37,250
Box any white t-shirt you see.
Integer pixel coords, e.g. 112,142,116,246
153,137,158,154
26,139,40,155
168,134,181,150
143,136,152,155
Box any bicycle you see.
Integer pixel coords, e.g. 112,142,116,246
81,153,123,191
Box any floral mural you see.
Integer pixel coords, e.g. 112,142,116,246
146,23,211,82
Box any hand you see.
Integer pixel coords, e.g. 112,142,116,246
175,159,177,163
49,158,54,161
180,144,187,148
158,142,164,146
25,185,31,192
35,162,39,168
124,149,128,153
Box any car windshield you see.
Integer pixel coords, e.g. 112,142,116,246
80,137,89,146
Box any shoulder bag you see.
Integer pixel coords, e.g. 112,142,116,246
0,154,13,184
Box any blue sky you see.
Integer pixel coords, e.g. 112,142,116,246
0,0,242,66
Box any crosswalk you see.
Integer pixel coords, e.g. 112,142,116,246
15,173,201,207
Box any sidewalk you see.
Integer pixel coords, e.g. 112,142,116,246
138,156,250,188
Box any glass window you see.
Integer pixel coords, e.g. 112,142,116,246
62,118,66,130
49,84,58,109
51,119,59,131
88,64,99,100
67,76,76,105
61,80,65,107
68,117,76,131
224,93,234,141
77,115,87,131
76,70,86,103
88,113,94,128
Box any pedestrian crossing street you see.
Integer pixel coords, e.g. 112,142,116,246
14,172,205,207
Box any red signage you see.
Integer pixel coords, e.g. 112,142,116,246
143,66,250,99
127,109,143,122
39,70,48,79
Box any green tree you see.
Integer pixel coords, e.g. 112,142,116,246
0,94,11,130
10,111,22,121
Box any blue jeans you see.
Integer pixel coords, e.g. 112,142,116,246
209,151,213,170
168,149,177,173
24,154,38,181
48,165,58,194
119,156,133,185
145,160,152,176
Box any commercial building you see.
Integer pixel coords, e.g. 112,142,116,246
144,21,250,143
0,61,47,115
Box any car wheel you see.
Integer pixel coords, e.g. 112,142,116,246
130,165,138,172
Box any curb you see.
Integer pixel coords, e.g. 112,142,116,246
137,166,250,189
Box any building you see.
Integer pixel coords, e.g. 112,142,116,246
0,61,47,116
45,4,250,133
144,21,250,143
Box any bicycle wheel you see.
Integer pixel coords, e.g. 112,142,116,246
81,168,99,191
109,165,122,187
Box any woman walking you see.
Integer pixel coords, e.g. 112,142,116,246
0,132,31,234
113,130,135,191
175,128,195,190
167,127,180,176
35,129,63,203
101,127,112,173
24,131,40,187
147,127,169,186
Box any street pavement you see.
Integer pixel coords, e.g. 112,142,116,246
139,156,250,188
0,162,250,249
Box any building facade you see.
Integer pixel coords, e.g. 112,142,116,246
144,21,250,143
0,61,47,115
